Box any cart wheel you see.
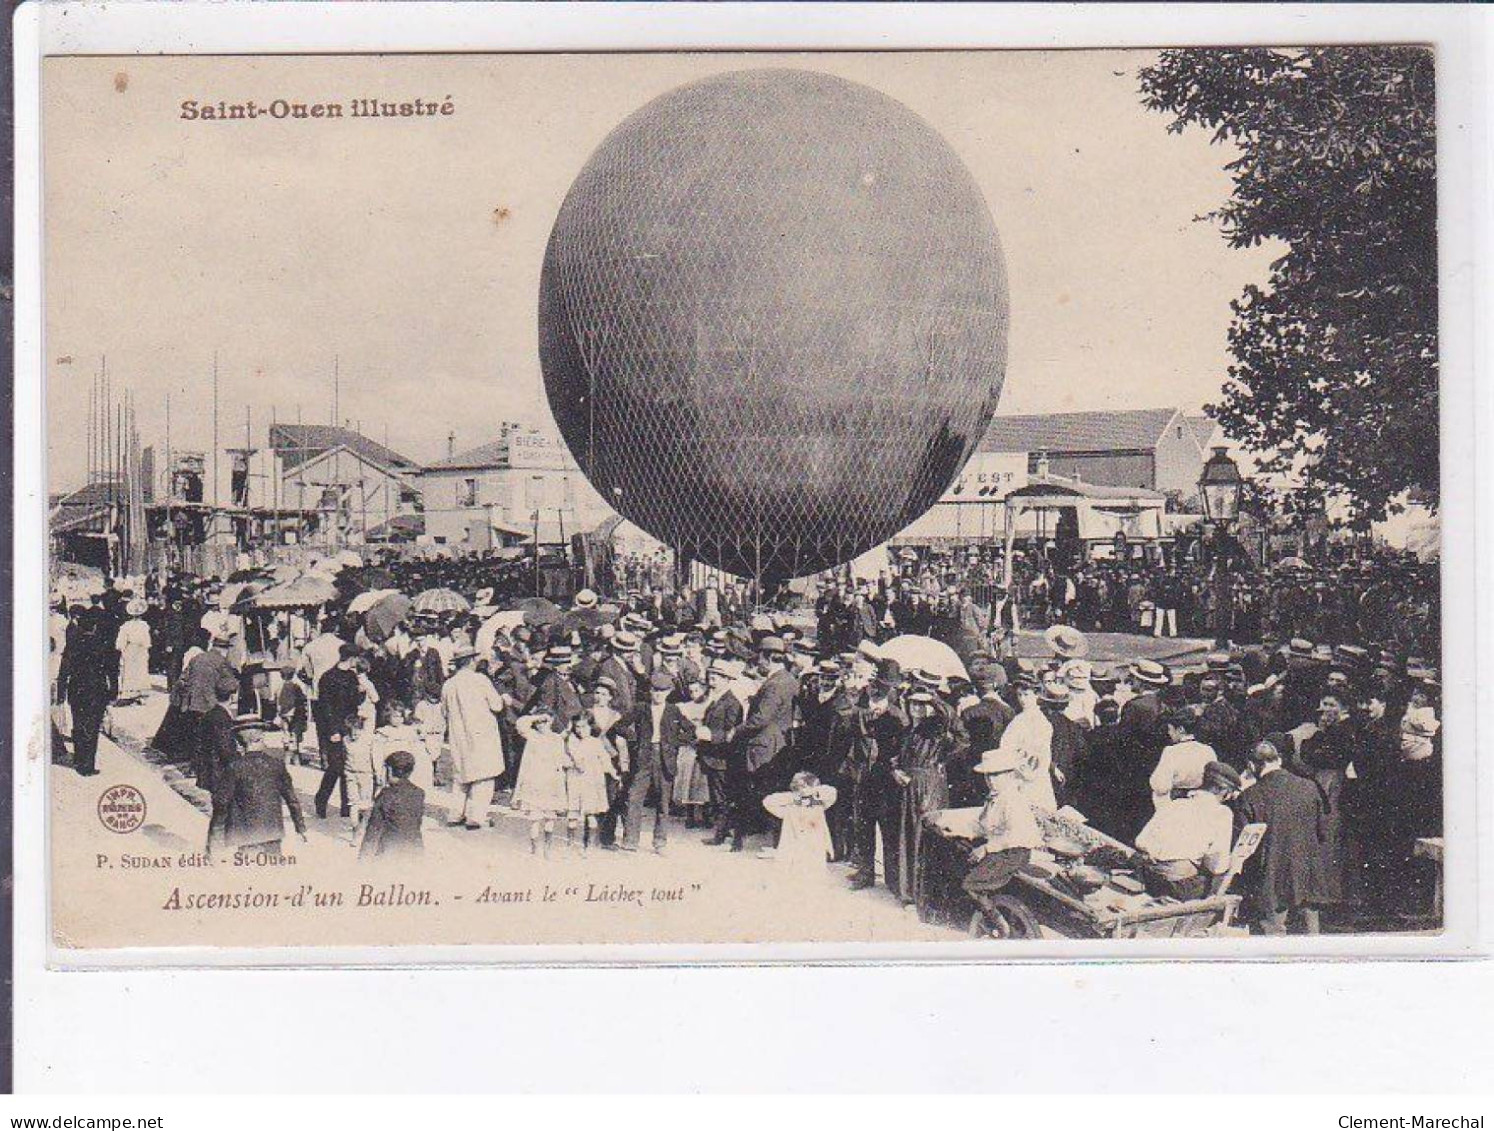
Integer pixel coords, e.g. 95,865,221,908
970,896,1041,940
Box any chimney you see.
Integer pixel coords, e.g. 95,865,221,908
447,431,456,458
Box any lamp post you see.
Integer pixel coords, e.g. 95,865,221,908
1197,446,1248,648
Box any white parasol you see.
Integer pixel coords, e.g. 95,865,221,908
347,588,402,615
475,610,527,655
877,634,969,682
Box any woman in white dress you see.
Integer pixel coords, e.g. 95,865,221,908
115,599,153,702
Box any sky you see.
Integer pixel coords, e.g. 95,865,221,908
43,49,1278,492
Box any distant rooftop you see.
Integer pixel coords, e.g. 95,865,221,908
979,408,1189,454
268,424,419,473
52,479,123,509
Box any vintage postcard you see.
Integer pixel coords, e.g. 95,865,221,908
42,47,1447,958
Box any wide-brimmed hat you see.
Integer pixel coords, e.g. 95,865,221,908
573,588,599,610
974,745,1026,775
657,634,685,657
1129,659,1171,687
758,636,787,656
1205,652,1232,672
545,645,575,667
611,631,640,654
450,644,478,663
1043,624,1089,659
1287,638,1316,659
125,597,148,617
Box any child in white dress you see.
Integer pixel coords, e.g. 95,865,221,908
513,711,576,857
564,712,617,853
343,716,379,846
761,772,839,874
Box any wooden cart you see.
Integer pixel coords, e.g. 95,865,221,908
924,806,1247,940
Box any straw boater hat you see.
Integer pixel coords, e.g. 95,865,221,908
1129,659,1171,687
611,631,640,654
1287,638,1316,660
546,644,575,668
1043,624,1089,659
573,588,599,610
1205,652,1232,673
1038,676,1070,706
910,668,943,691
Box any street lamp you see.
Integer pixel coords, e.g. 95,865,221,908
1198,446,1245,526
1196,446,1249,648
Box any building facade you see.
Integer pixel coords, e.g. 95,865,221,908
417,425,614,547
976,407,1214,497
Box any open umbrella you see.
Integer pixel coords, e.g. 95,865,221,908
335,550,364,570
348,588,402,615
413,587,471,615
513,596,562,627
1276,556,1310,571
877,635,969,682
254,574,339,610
218,580,264,611
364,592,415,643
476,610,528,655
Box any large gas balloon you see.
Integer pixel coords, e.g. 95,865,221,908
539,68,1008,581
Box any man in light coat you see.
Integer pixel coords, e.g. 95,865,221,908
441,645,509,829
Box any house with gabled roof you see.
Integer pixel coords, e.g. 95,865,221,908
976,406,1211,497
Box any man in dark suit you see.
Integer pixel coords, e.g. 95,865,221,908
210,721,307,858
739,637,800,811
622,671,686,853
1234,733,1331,934
195,681,240,796
594,632,642,717
360,750,426,860
55,606,118,776
314,644,363,819
956,664,1014,806
698,660,747,847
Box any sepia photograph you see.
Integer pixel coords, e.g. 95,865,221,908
41,45,1445,956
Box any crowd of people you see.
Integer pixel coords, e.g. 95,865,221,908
50,537,1444,935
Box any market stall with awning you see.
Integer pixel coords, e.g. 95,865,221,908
1000,474,1167,583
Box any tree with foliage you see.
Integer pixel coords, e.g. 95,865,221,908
1138,47,1437,526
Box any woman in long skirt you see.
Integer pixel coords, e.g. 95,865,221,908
670,676,711,827
115,600,153,703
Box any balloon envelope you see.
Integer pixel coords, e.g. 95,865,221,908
540,69,1008,581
